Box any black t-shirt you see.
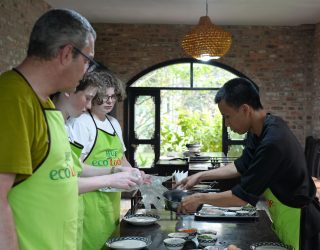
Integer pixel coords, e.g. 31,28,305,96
232,114,316,207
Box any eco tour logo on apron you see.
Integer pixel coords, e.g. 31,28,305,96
91,149,121,167
267,199,274,208
49,151,77,180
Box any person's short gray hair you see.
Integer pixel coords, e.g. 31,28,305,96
27,9,96,60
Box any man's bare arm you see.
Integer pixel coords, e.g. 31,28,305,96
0,173,19,250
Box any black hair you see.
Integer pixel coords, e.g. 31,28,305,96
214,78,263,110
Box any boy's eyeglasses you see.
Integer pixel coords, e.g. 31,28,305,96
102,95,118,103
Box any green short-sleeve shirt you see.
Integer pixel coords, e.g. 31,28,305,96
0,70,54,183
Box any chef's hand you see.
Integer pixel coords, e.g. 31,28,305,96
177,193,204,214
175,172,201,190
107,172,141,190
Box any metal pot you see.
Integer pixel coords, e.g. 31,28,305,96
186,143,200,148
163,189,194,212
186,143,201,153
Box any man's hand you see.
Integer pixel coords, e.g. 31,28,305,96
175,173,201,190
177,193,205,214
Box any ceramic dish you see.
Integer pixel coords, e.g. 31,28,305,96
205,247,239,250
163,237,186,250
123,214,160,226
250,242,293,250
186,143,201,153
177,228,197,239
106,236,152,249
197,234,218,247
204,247,224,250
198,229,217,235
168,232,189,239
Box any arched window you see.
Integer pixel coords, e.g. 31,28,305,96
125,58,254,169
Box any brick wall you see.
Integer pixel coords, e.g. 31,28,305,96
312,23,320,136
0,1,318,145
93,23,315,144
0,0,50,73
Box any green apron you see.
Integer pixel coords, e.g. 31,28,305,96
8,110,78,250
82,115,124,250
70,141,84,176
264,188,301,250
70,141,85,250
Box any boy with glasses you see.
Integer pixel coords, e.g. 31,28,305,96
67,69,148,250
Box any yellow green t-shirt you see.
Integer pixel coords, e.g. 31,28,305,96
0,70,54,183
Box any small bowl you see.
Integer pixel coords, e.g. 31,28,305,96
178,228,197,239
197,234,218,247
163,237,186,250
168,232,189,240
204,246,224,250
198,229,217,235
186,143,201,153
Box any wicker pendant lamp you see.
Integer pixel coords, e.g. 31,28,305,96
181,0,232,61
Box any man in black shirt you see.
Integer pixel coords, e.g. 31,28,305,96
177,78,320,250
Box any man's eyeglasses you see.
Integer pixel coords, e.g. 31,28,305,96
72,46,100,73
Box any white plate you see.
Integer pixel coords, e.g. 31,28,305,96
106,236,152,249
123,214,159,226
250,242,293,250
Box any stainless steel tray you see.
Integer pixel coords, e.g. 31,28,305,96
194,205,259,221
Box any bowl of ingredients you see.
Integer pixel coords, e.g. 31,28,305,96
178,228,197,239
197,234,218,247
168,232,189,240
163,237,186,250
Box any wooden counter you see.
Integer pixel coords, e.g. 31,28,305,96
103,208,280,250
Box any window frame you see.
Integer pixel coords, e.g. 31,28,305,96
124,58,256,167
